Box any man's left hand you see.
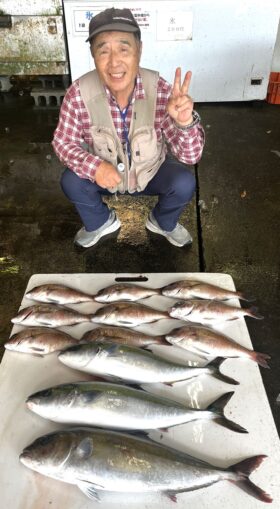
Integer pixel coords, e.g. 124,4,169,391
167,68,194,127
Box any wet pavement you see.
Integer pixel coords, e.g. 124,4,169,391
0,93,279,434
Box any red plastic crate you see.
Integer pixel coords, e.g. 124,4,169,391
266,72,280,104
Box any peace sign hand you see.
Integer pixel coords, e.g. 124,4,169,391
167,68,194,127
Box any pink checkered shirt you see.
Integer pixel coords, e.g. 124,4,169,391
52,73,205,181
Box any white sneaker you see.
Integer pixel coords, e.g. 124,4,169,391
145,212,192,247
74,210,121,248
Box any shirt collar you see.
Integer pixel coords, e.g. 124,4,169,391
105,72,145,107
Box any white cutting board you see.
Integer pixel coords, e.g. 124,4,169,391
0,273,279,509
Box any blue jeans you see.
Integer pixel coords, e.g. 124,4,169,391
60,156,196,232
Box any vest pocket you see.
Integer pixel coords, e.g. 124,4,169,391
131,127,159,165
90,127,118,164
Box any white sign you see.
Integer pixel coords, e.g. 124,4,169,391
73,9,96,33
130,7,152,32
157,11,193,41
73,7,152,35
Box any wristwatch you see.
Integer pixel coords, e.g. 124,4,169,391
174,110,201,130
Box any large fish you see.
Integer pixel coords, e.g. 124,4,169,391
169,300,263,324
82,326,166,347
4,327,78,355
26,381,246,433
91,301,169,327
25,284,95,305
11,304,93,328
94,283,160,302
19,427,272,502
165,325,270,368
58,342,238,385
161,280,251,301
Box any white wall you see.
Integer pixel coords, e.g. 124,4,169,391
271,18,280,70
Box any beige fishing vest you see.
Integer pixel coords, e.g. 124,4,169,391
79,67,166,193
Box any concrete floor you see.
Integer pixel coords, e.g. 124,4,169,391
0,93,279,435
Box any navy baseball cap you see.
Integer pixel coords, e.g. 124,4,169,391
86,7,141,42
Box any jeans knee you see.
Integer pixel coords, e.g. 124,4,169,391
60,168,84,200
173,169,196,202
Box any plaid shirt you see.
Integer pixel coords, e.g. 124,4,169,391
52,73,205,181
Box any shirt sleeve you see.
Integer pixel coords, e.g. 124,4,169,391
51,82,102,180
158,78,205,165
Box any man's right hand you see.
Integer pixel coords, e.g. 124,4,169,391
95,161,122,189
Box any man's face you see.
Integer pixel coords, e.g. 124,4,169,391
91,31,142,101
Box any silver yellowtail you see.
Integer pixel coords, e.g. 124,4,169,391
58,342,238,385
166,325,270,368
161,280,251,301
26,382,246,433
19,428,272,502
82,326,166,347
169,300,263,324
91,301,169,327
4,327,78,355
11,304,93,328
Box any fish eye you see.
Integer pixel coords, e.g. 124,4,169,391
36,434,55,447
41,389,52,397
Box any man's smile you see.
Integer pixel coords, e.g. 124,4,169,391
109,72,126,79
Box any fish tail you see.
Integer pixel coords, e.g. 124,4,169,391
230,455,272,503
207,392,248,433
246,306,264,320
236,291,255,302
154,288,162,295
207,357,239,385
252,351,271,369
156,335,170,345
89,314,98,322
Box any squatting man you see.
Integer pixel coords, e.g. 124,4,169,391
52,7,205,248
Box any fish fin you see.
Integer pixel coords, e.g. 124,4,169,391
237,292,255,302
76,437,94,459
38,318,56,327
206,391,234,412
214,417,248,434
100,344,119,356
30,352,45,358
77,481,102,501
125,383,146,391
206,357,239,385
47,297,63,304
207,392,248,433
230,455,272,503
122,429,150,439
185,344,211,358
253,352,271,369
165,492,177,503
231,480,272,503
122,430,163,445
247,306,264,320
142,346,153,352
159,427,169,433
